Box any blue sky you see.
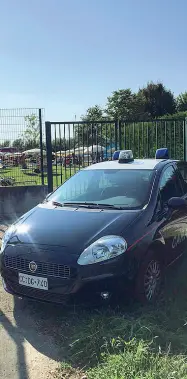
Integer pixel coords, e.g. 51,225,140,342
0,0,187,121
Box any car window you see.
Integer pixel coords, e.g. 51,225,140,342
159,165,183,205
175,162,187,194
49,168,155,210
60,170,96,199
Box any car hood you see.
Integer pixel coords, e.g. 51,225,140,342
10,203,142,253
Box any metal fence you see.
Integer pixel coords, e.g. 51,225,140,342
119,119,185,159
45,118,186,192
45,120,118,192
0,108,45,186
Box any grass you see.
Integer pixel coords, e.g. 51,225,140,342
0,165,78,187
44,257,187,379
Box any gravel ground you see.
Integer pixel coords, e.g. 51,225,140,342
0,222,60,379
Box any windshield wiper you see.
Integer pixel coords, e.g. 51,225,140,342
52,201,125,210
52,201,64,207
77,202,125,210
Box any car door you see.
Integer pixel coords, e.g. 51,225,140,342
175,161,187,199
172,161,187,253
154,164,185,264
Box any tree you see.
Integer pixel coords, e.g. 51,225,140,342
0,140,11,147
105,89,147,121
12,138,25,151
176,92,187,112
52,137,75,152
138,82,176,118
81,105,104,121
106,89,134,120
75,105,105,146
22,114,40,149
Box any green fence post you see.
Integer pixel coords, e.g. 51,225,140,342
118,121,122,150
45,121,53,193
115,120,118,150
39,108,44,186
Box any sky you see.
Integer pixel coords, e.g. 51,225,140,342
0,0,187,122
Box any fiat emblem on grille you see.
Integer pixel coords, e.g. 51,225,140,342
29,261,37,273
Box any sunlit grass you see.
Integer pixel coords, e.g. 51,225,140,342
0,165,78,187
52,257,187,378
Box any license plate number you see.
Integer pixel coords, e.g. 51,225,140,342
18,273,48,290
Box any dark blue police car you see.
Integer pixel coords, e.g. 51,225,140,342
1,148,187,304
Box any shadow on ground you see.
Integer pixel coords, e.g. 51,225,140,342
10,254,187,371
0,310,29,379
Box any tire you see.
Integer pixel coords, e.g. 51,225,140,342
135,251,163,304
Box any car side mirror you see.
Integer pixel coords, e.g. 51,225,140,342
168,197,187,210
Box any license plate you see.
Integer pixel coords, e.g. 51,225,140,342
18,273,48,290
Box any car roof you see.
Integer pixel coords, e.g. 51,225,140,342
84,159,174,171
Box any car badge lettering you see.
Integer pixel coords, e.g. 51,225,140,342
29,261,37,273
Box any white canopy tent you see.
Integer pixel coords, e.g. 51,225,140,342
84,145,105,154
55,150,66,156
23,148,46,156
56,147,86,156
74,147,85,154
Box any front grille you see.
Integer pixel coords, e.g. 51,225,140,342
4,255,72,279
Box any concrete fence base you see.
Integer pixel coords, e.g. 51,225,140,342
0,185,48,220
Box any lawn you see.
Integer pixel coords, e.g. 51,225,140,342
0,165,79,188
50,257,187,379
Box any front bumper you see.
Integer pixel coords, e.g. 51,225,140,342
0,246,136,304
2,270,126,305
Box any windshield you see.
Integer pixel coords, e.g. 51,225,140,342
48,169,155,210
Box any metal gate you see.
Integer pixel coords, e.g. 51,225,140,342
0,108,45,186
45,118,186,192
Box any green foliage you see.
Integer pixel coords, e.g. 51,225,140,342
88,349,187,379
120,120,184,159
81,105,104,121
76,105,109,146
159,111,187,120
53,257,187,379
12,138,25,151
177,92,187,112
138,82,176,118
105,82,176,122
51,137,75,152
0,139,11,147
73,83,186,159
22,114,40,149
106,89,147,121
106,89,135,120
5,83,187,159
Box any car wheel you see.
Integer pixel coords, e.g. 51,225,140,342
135,252,163,304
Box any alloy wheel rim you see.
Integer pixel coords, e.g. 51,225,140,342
144,260,161,301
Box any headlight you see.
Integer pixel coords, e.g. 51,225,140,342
77,235,128,265
0,225,16,254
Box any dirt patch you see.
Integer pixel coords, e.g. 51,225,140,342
0,223,60,379
0,280,61,379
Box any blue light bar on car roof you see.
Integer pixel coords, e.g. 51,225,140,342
155,148,169,160
112,151,120,160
